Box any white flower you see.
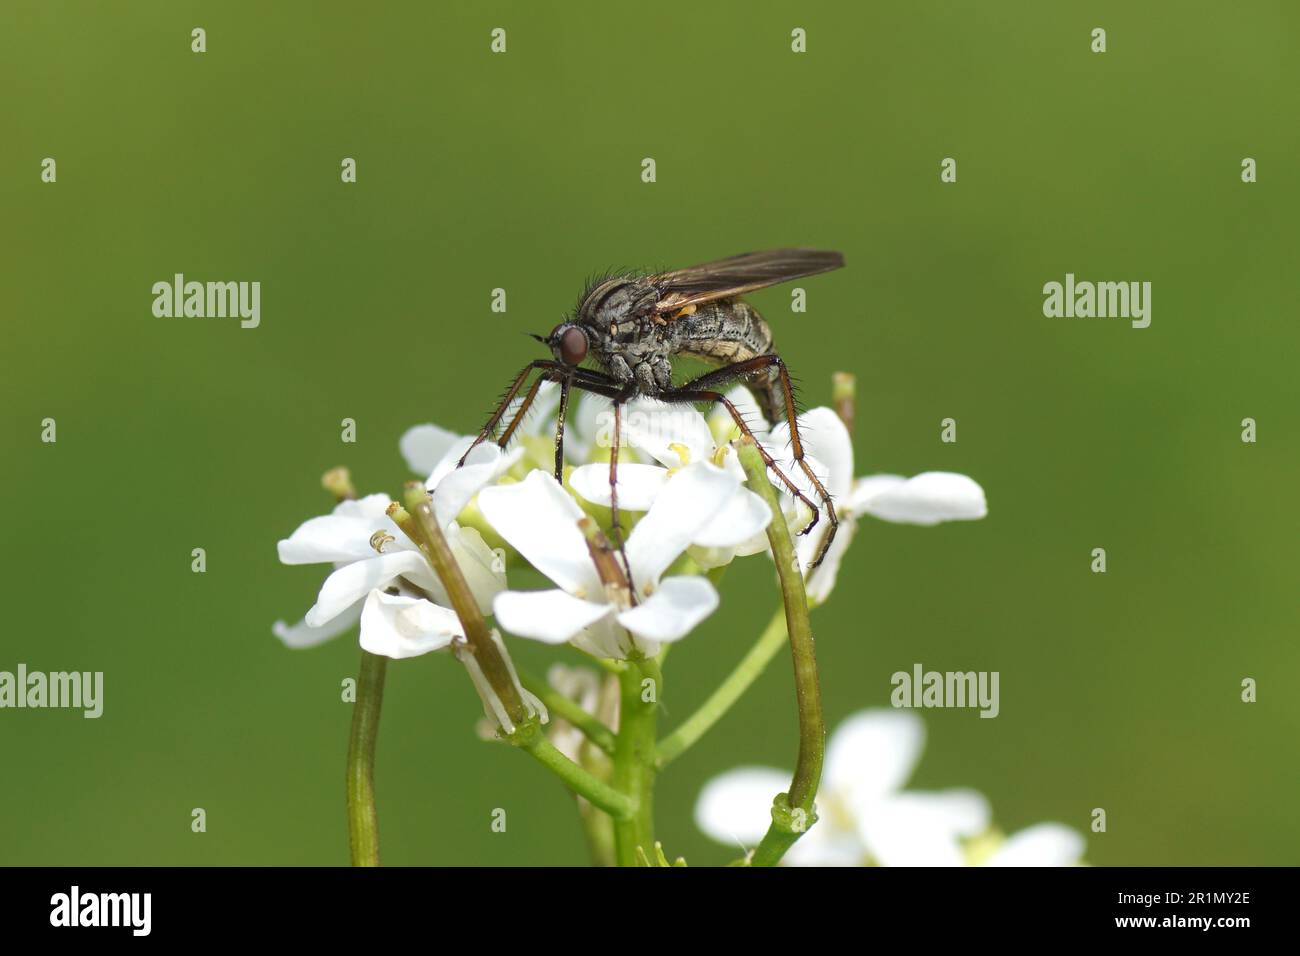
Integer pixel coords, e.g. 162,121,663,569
399,417,528,487
766,408,988,604
568,390,777,569
404,382,616,475
273,444,510,658
564,390,636,465
978,823,1085,867
545,664,605,762
697,709,1004,866
705,385,772,447
478,463,765,659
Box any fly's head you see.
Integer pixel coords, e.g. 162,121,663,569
540,321,591,368
537,274,658,374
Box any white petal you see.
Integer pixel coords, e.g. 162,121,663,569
569,463,667,510
694,767,791,847
985,823,1084,867
625,463,740,584
694,488,772,549
477,471,602,596
767,408,854,499
824,709,925,800
782,827,867,867
858,790,990,867
616,576,718,643
730,526,775,558
845,474,904,512
797,515,857,606
336,493,402,522
359,590,463,659
759,446,832,515
857,472,987,526
447,524,507,614
276,494,398,565
305,551,433,627
273,599,362,649
400,424,462,477
708,385,770,444
574,392,655,461
430,442,517,528
567,392,614,462
905,788,992,836
623,398,717,466
493,588,613,645
569,613,633,660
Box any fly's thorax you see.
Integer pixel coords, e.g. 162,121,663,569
578,276,657,330
590,317,675,386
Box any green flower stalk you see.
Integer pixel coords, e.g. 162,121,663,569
397,484,531,729
735,438,826,866
346,650,387,866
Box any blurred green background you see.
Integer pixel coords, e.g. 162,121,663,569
2,1,1296,866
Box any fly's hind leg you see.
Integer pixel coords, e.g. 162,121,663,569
672,354,839,570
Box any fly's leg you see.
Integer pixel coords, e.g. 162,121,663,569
554,376,640,597
496,374,546,450
458,360,610,467
551,378,572,482
607,399,636,597
669,359,839,570
458,361,550,467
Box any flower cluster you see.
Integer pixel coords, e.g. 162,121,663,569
274,377,1009,867
695,709,1085,866
274,385,988,667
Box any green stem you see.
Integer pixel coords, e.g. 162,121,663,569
612,658,660,865
736,439,825,867
514,727,637,821
396,485,528,727
347,650,387,867
657,605,788,767
518,667,616,754
579,797,618,867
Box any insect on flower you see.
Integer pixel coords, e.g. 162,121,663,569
457,248,846,572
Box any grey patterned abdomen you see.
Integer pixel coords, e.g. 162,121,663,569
676,300,786,424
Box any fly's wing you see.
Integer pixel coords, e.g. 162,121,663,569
649,248,844,314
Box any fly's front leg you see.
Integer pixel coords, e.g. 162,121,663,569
496,374,548,449
458,360,553,467
458,360,608,469
551,378,572,482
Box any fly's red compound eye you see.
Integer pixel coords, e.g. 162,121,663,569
559,326,588,366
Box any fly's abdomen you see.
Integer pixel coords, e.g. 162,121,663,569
676,300,786,423
676,300,773,365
